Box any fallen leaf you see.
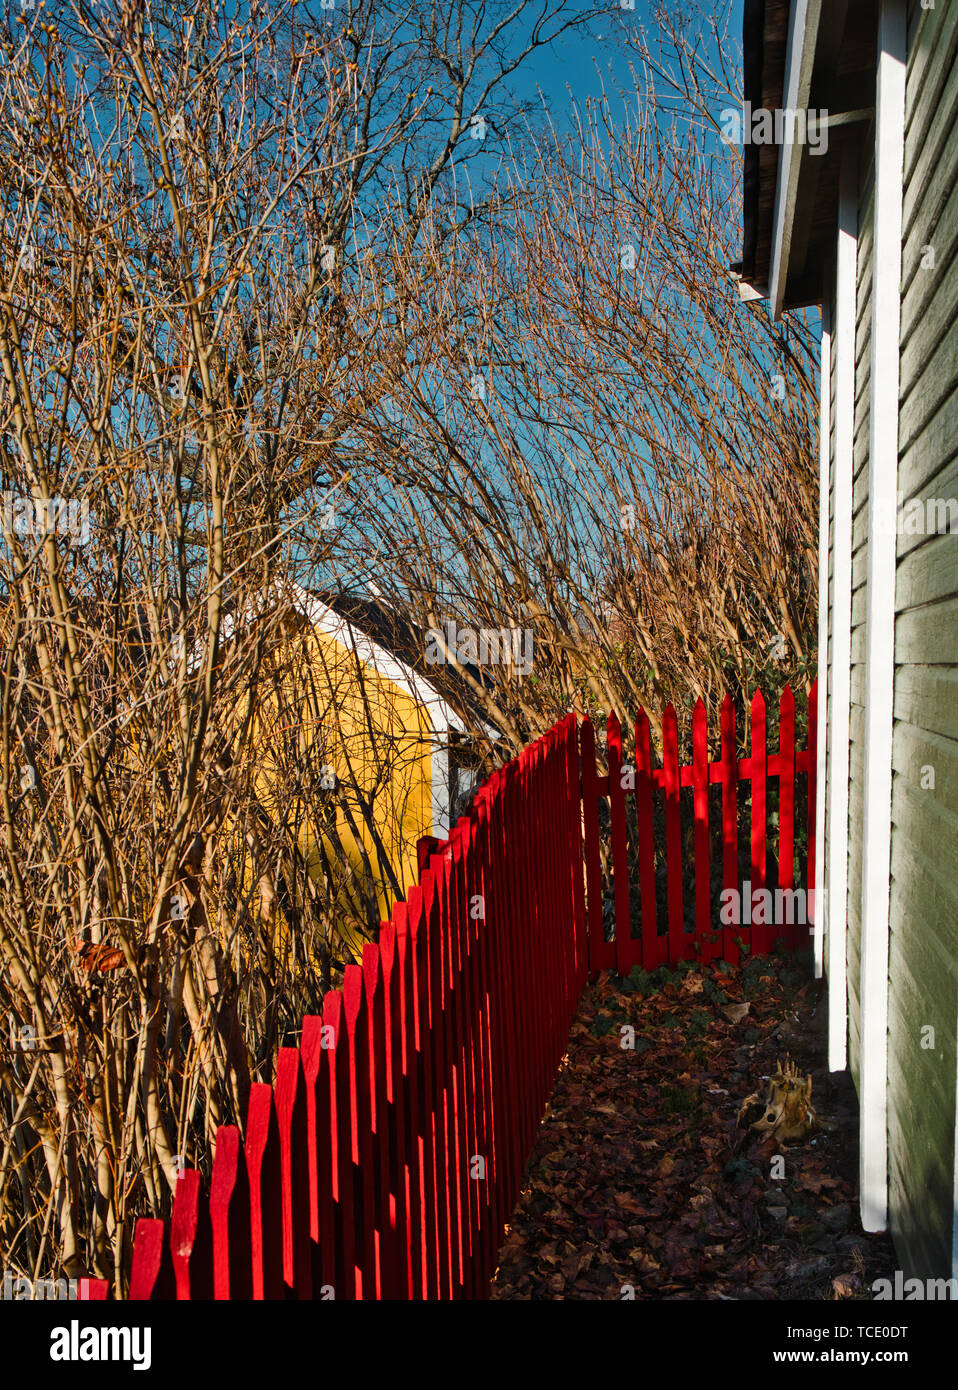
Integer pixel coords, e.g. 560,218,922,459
76,942,125,973
613,1191,647,1215
832,1273,861,1298
796,1170,843,1195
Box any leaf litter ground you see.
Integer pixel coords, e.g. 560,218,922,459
491,953,896,1300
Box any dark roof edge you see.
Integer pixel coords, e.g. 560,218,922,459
740,0,767,282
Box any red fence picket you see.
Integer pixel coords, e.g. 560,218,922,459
777,686,797,951
245,1083,283,1299
580,715,612,976
79,1278,110,1300
749,691,770,954
720,694,740,962
120,698,812,1302
691,699,713,961
170,1169,212,1300
607,712,634,977
129,1217,174,1301
275,1047,311,1298
662,703,687,964
634,709,664,971
209,1125,251,1300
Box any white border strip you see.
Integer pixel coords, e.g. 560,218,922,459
813,303,831,980
859,0,906,1236
827,152,857,1077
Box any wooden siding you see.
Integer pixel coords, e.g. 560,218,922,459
885,0,958,1279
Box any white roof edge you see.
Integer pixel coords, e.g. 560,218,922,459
283,582,469,737
208,581,499,742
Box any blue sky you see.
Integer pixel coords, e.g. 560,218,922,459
506,1,745,132
433,1,748,217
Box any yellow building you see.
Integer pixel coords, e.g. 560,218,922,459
249,584,491,950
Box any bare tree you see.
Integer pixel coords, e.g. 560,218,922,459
0,0,594,1288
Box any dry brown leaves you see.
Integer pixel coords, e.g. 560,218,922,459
491,954,896,1300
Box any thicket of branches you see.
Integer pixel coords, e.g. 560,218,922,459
0,0,593,1286
350,8,819,745
0,0,818,1287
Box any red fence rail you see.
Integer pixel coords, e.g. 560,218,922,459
581,682,817,976
118,685,815,1300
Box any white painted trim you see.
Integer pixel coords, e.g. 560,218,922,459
858,0,905,1237
813,303,831,981
769,0,824,319
827,153,857,1077
430,734,452,839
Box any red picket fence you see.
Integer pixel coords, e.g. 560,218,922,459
114,685,815,1301
581,683,817,976
125,714,588,1301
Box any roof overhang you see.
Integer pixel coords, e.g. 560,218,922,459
735,0,877,318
